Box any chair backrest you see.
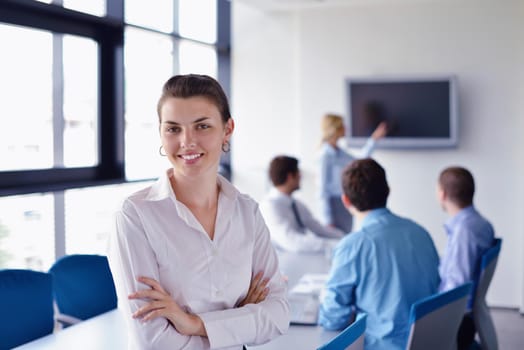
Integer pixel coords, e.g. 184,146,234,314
405,282,472,350
317,313,367,350
0,269,54,350
473,238,502,350
49,254,117,321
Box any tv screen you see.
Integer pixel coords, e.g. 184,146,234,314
346,76,458,148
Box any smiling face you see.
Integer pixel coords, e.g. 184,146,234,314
159,96,234,180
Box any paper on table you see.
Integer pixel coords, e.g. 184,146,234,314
290,273,329,296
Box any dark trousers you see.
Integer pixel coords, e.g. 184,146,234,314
457,313,476,350
329,196,353,233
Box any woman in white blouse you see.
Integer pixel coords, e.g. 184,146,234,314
109,74,290,349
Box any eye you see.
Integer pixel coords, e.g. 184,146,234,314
196,123,211,130
166,126,181,133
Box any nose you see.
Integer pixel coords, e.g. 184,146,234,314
180,128,196,149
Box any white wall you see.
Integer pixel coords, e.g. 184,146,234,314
232,0,524,308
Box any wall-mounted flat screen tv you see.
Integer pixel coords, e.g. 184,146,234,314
346,75,458,148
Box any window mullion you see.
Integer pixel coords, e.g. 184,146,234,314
54,191,66,259
52,33,65,168
172,0,180,74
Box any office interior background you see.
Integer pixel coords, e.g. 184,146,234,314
1,0,523,316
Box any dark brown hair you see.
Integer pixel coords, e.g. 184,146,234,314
157,74,231,124
438,166,475,208
341,158,389,211
269,156,299,186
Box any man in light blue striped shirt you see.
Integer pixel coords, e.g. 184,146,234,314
437,166,495,350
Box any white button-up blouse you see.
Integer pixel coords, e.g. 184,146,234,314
109,169,290,349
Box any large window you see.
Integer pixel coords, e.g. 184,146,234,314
0,24,53,171
123,0,220,180
0,0,230,270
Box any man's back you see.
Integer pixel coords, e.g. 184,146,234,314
439,206,495,308
319,208,440,350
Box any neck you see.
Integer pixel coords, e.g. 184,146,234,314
352,209,371,222
275,185,294,196
326,138,338,148
446,202,468,217
171,171,219,209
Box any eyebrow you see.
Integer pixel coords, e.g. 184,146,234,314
163,117,210,125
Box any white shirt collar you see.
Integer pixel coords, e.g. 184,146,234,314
268,187,293,203
145,168,238,203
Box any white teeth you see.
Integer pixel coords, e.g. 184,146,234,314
181,154,201,160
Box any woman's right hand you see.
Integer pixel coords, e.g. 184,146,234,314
237,271,269,307
371,121,388,140
129,276,207,337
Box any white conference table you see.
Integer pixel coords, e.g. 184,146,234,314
247,250,339,350
13,309,127,350
16,250,336,350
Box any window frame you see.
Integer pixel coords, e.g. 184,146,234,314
0,0,231,197
0,0,231,265
0,0,125,196
0,0,231,196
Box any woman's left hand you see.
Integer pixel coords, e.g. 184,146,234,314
129,276,207,337
237,271,270,307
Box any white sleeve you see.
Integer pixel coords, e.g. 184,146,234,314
199,206,290,348
338,137,376,159
109,200,209,349
261,199,327,253
298,200,344,239
358,137,376,158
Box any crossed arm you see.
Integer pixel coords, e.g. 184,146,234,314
129,272,271,337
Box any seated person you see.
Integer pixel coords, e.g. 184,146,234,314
436,166,495,350
260,155,344,253
319,158,440,350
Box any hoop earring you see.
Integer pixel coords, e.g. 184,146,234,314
159,145,167,157
221,141,231,153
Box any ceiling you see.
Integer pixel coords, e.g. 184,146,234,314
232,0,438,12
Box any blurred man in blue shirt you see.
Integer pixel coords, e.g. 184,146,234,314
319,158,440,350
437,166,495,350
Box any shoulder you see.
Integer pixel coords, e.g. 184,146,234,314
368,210,432,242
119,185,155,212
399,215,428,233
319,143,335,159
260,193,286,211
397,215,434,242
384,210,427,230
237,192,260,212
335,229,369,255
220,176,260,213
449,207,494,237
466,208,494,228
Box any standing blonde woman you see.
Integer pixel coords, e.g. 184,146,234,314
110,74,289,349
318,114,387,233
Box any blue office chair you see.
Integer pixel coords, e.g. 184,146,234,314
406,282,473,350
49,254,117,325
317,313,367,350
0,269,54,349
472,238,502,350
